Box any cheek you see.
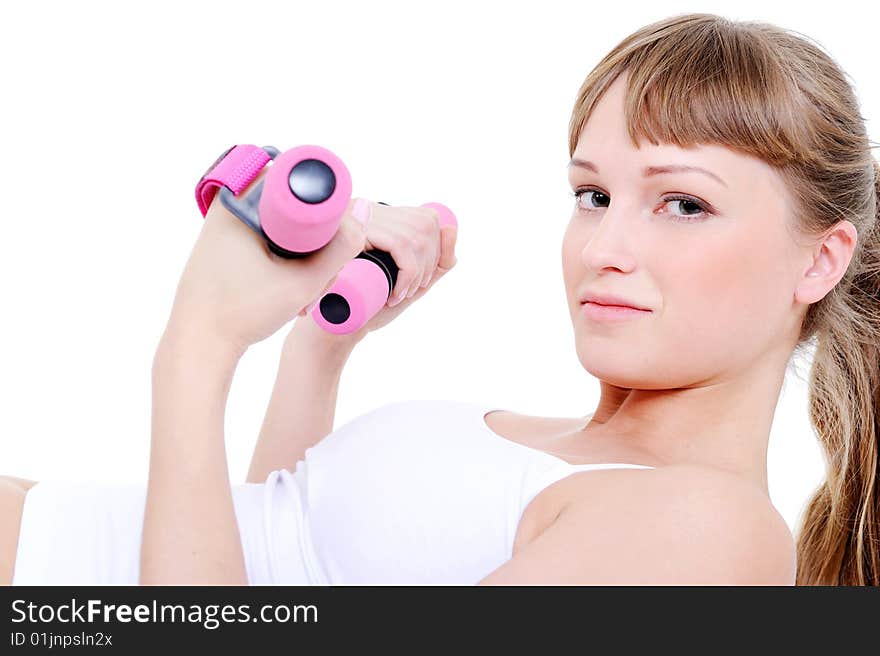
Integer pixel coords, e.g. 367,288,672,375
561,221,585,301
658,238,791,359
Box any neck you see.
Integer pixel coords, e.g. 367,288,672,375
580,347,792,493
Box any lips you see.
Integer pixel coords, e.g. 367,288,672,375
579,291,651,312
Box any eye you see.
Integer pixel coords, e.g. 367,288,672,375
571,188,609,211
570,188,712,222
660,195,710,221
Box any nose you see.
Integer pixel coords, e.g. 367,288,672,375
580,201,638,274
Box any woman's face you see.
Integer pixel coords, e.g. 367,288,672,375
562,74,805,389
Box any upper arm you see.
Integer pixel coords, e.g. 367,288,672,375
477,466,796,585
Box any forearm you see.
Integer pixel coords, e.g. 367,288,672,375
246,319,357,483
142,324,248,585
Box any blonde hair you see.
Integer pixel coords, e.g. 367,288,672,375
567,13,880,585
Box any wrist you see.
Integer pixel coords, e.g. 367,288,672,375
285,317,360,363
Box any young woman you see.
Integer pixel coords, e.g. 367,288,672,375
3,12,878,586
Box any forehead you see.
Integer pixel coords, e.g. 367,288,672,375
572,76,788,200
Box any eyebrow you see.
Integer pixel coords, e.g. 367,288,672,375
567,158,728,188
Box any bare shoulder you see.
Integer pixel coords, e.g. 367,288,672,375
478,463,796,585
565,464,796,584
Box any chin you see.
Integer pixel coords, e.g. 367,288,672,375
575,345,660,389
582,366,651,389
578,352,638,386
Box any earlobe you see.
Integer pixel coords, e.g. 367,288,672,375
795,245,832,305
795,264,829,305
794,220,858,304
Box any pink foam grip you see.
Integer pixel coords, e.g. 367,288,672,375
312,200,458,335
258,145,352,253
421,201,458,229
310,257,390,334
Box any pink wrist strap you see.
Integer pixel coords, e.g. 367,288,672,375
195,144,272,217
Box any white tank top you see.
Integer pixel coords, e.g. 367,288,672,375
12,399,654,585
272,399,654,584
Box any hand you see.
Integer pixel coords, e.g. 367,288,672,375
166,166,368,356
295,201,458,345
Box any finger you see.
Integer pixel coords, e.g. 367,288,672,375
437,224,458,271
409,244,452,299
356,220,418,307
410,222,454,298
391,237,420,306
426,223,442,287
392,283,430,312
424,258,450,289
406,228,431,301
415,214,441,294
405,240,429,300
389,207,430,301
409,210,441,298
385,225,423,307
289,212,367,293
392,237,454,313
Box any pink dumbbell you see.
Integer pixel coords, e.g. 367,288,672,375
196,144,353,258
310,201,458,334
195,143,457,335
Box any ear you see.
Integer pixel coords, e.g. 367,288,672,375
794,219,858,305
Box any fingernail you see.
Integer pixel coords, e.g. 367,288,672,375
352,198,372,227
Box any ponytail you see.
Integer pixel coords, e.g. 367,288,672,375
796,159,880,585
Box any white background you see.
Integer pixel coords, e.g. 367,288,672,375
1,0,876,534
